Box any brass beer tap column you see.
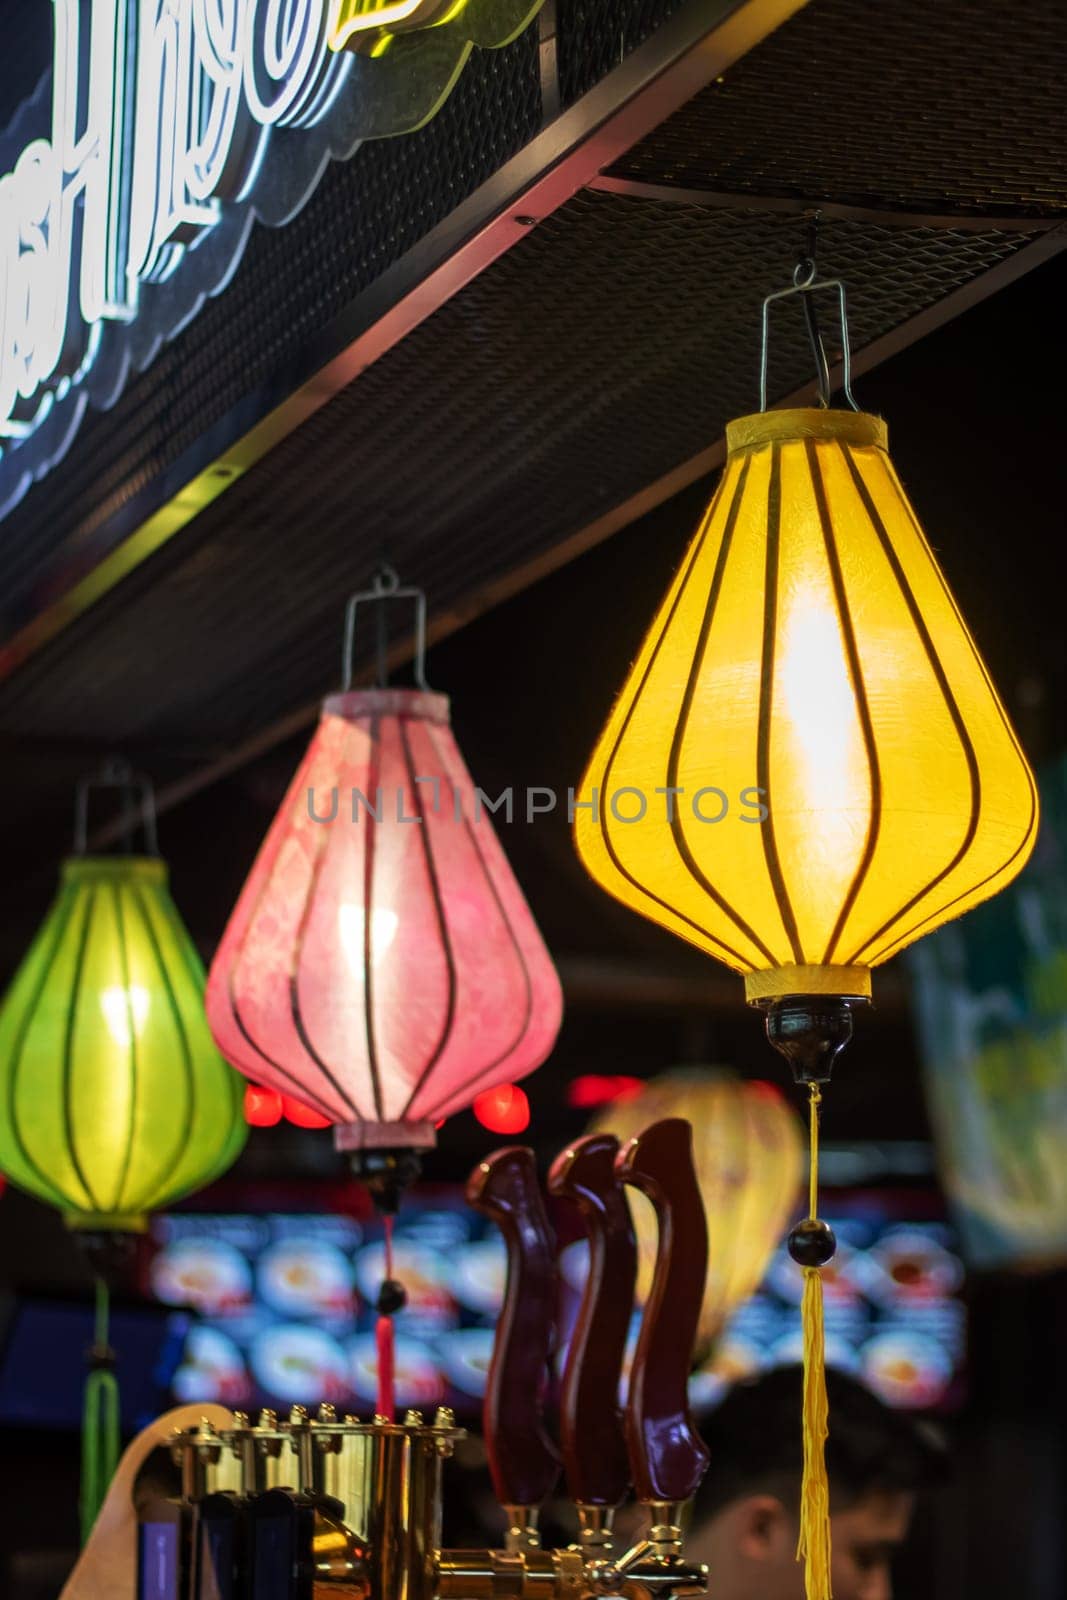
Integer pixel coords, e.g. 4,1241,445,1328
165,1118,711,1600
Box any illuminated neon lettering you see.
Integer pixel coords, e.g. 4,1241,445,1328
0,0,477,497
330,0,459,47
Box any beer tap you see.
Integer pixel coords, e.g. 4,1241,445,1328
548,1133,636,1566
165,1118,711,1600
465,1146,561,1554
594,1120,710,1600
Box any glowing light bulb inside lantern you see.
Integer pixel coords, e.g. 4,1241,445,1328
99,985,150,1049
778,583,860,801
338,904,399,974
776,583,871,927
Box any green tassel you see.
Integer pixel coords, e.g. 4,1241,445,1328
80,1278,120,1545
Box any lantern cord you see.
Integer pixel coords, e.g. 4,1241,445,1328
80,1277,120,1547
375,1215,397,1421
797,1083,832,1600
794,222,832,411
374,588,390,688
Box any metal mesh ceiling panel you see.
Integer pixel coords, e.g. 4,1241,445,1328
557,0,689,105
610,0,1067,216
0,197,1039,758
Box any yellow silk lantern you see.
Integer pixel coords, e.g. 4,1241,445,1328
589,1069,803,1355
575,406,1037,1001
574,263,1039,1600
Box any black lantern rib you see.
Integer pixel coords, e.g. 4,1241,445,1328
407,719,536,1123
288,713,366,1123
359,711,386,1121
227,741,345,1113
108,877,140,1218
862,489,1041,964
64,886,102,1215
5,881,81,1207
838,446,983,966
755,444,804,966
598,459,760,972
667,454,779,969
389,713,458,1120
807,439,883,966
129,880,199,1216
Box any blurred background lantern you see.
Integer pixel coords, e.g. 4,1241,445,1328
588,1068,803,1358
0,763,247,1541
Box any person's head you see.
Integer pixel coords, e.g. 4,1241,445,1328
686,1366,948,1600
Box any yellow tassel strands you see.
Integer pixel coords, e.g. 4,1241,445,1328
789,1084,835,1599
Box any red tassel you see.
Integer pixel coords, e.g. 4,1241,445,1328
376,1313,395,1420
376,1214,397,1420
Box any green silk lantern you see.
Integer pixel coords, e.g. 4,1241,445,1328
0,769,247,1541
0,854,246,1228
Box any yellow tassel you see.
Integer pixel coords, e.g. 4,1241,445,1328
797,1084,832,1600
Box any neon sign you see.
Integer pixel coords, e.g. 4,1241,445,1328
0,0,534,518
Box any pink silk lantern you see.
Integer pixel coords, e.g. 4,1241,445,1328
205,686,563,1153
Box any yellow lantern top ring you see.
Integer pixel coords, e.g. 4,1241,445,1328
726,408,887,456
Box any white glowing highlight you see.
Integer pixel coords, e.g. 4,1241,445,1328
338,905,399,974
100,984,151,1048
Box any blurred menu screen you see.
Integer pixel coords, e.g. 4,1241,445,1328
149,1197,504,1416
151,1188,964,1419
558,1190,966,1417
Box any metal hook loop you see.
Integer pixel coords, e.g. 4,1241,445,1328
759,265,859,414
792,256,817,290
342,568,430,692
73,759,159,856
372,563,400,595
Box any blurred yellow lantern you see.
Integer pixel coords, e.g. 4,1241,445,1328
589,1069,803,1356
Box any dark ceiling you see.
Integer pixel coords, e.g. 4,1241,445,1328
1,0,1065,1185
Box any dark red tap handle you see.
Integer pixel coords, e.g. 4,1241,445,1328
616,1118,710,1504
466,1146,561,1507
548,1133,636,1507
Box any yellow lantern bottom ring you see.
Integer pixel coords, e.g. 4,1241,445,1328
743,964,872,1004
